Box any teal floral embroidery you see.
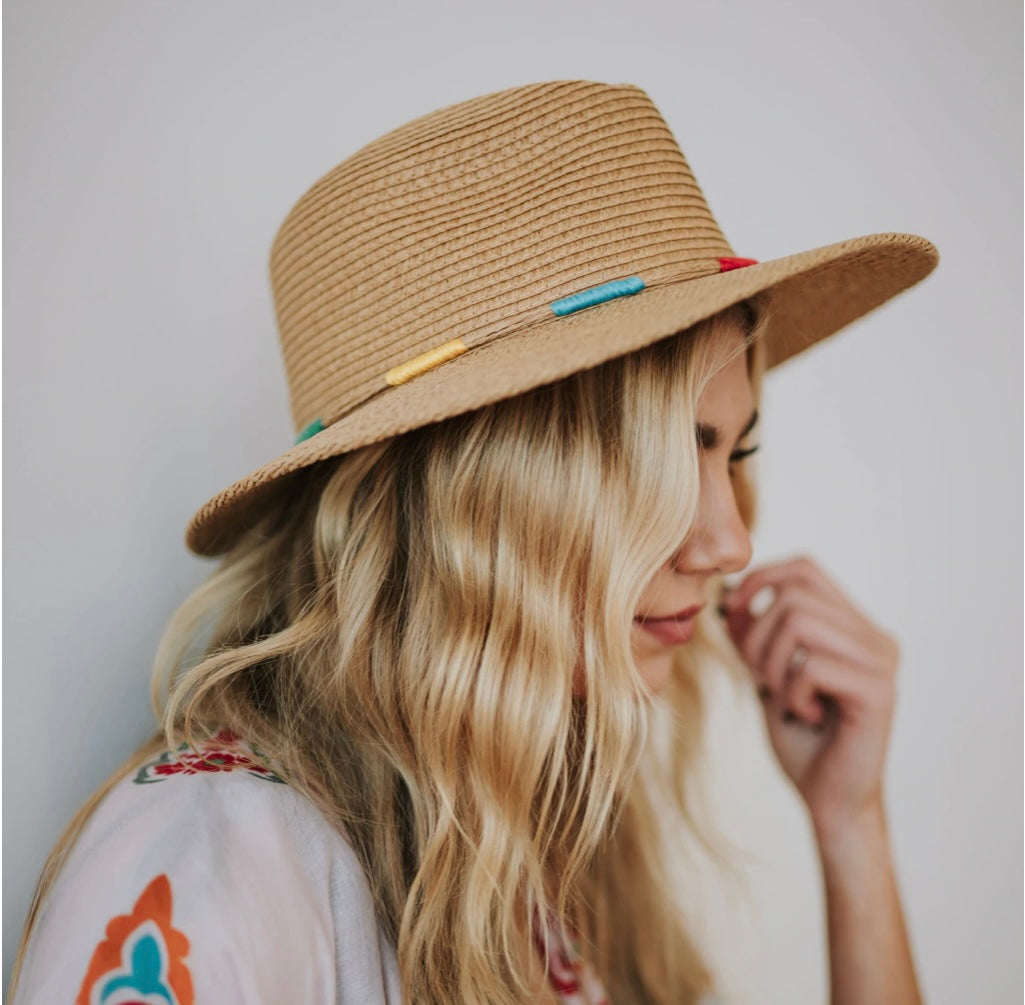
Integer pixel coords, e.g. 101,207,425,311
99,930,174,1003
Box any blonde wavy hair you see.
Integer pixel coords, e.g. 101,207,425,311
12,296,770,1004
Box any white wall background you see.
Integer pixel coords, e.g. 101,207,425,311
4,0,1020,1001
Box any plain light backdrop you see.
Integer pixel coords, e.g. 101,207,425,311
4,0,1021,1001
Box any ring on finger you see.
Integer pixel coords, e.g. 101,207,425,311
784,643,810,686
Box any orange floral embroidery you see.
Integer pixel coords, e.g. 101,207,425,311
76,873,193,1005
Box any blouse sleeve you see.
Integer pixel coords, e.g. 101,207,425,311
10,743,401,1005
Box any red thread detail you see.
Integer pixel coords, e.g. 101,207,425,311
718,257,759,272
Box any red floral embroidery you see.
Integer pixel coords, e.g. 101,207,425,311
532,908,610,1004
134,730,284,785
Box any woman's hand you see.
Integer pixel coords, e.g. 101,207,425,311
718,554,900,830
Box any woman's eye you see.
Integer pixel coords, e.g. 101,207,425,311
728,444,760,467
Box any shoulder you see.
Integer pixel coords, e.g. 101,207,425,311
12,732,401,1005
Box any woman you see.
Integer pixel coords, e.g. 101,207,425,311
10,79,938,1004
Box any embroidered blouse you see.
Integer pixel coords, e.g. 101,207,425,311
11,732,720,1004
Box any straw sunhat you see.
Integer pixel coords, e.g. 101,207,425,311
185,79,938,557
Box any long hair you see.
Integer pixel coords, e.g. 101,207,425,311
11,296,770,1004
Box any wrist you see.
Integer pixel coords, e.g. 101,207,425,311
811,799,889,859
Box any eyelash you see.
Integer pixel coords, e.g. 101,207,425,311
728,444,760,468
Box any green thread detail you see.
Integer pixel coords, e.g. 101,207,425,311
295,418,324,445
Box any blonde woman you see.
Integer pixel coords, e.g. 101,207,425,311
10,80,938,1005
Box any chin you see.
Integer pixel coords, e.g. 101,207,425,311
637,656,674,694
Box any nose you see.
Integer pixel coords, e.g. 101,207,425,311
670,466,752,576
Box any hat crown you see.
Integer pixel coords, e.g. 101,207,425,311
269,80,735,433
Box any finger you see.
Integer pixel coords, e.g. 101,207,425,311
728,582,873,681
777,650,897,728
760,607,891,695
780,659,827,724
723,554,851,615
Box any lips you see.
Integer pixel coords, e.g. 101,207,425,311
634,603,705,623
632,603,706,646
633,607,702,645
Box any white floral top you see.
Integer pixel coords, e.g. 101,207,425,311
12,732,720,1004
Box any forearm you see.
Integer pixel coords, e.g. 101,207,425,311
812,804,923,1005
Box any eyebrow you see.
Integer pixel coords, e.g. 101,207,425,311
696,408,759,450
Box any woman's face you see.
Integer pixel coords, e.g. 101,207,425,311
631,333,758,693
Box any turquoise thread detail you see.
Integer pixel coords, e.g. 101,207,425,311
550,276,645,317
294,418,324,445
99,933,173,1003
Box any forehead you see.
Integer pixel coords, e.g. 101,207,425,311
697,344,755,421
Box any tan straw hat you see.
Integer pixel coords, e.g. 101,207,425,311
185,79,939,556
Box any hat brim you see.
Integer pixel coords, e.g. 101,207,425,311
186,230,938,556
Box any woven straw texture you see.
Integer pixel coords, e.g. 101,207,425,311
185,79,938,556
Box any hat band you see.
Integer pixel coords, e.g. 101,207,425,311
292,257,759,446
549,275,645,316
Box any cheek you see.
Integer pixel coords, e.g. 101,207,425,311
635,566,679,620
572,625,664,698
630,619,662,656
630,623,680,694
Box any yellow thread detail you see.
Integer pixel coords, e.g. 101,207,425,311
385,339,468,386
